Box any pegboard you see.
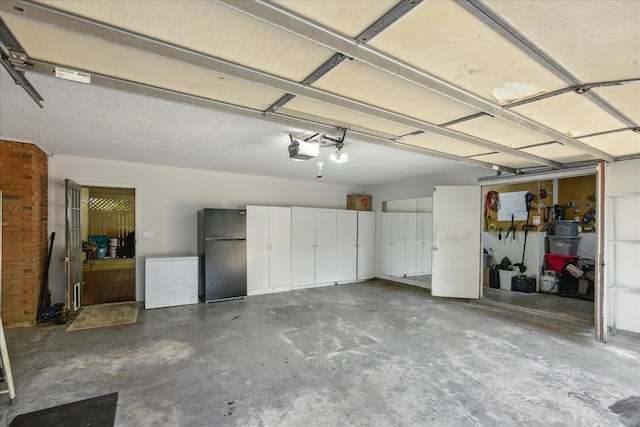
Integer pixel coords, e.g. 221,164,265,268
482,176,595,234
482,182,540,234
557,175,597,232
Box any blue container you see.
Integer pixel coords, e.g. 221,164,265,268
96,247,107,259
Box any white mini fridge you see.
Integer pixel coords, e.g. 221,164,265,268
145,256,199,309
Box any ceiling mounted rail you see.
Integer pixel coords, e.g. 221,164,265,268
0,17,43,107
215,0,615,163
23,58,513,173
267,0,423,112
439,77,640,127
460,0,639,130
269,107,516,172
0,0,546,170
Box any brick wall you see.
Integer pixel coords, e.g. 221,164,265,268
0,141,48,327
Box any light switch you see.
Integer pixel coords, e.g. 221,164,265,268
142,231,154,238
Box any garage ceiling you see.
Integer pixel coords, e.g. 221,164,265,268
0,0,638,184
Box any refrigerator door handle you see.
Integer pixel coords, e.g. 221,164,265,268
205,237,247,241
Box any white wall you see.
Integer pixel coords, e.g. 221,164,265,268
483,231,543,274
605,159,640,333
48,155,362,303
364,167,487,284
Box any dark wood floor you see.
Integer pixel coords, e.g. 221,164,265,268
83,269,135,306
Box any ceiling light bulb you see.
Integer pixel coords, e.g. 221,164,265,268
330,148,349,164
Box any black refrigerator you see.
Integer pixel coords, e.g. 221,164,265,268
197,208,247,302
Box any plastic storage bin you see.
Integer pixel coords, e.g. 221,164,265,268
547,236,581,255
499,269,517,290
545,254,580,273
554,220,579,236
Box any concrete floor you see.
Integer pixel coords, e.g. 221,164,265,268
1,280,639,426
479,287,595,325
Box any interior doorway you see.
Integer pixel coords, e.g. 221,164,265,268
480,173,597,326
81,186,136,306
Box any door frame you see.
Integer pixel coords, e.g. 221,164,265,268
71,180,140,302
477,165,603,340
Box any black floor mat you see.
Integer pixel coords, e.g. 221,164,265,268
10,392,117,427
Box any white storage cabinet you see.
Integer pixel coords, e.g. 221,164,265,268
336,210,358,283
381,212,407,276
356,211,375,280
417,212,433,275
246,206,292,296
291,207,337,288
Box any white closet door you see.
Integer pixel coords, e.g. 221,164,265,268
406,239,418,275
315,209,337,285
291,207,316,287
391,213,406,239
405,213,417,240
336,210,357,283
390,238,406,276
246,206,270,293
381,238,393,276
419,213,433,274
269,207,291,291
421,240,433,274
381,213,393,239
422,213,433,240
357,211,375,280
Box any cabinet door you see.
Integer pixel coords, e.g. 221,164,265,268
315,209,337,285
291,207,316,287
336,210,357,282
246,206,270,293
390,238,406,276
419,213,433,274
381,212,393,239
406,239,418,275
405,213,417,240
357,211,375,280
421,239,433,274
269,207,291,291
391,213,406,239
421,213,433,240
381,238,393,275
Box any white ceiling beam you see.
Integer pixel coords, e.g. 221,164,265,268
215,0,616,164
24,58,514,173
0,1,548,170
460,0,639,130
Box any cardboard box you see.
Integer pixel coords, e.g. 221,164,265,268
347,194,372,211
483,268,490,288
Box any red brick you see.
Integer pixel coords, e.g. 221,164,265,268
1,140,47,327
